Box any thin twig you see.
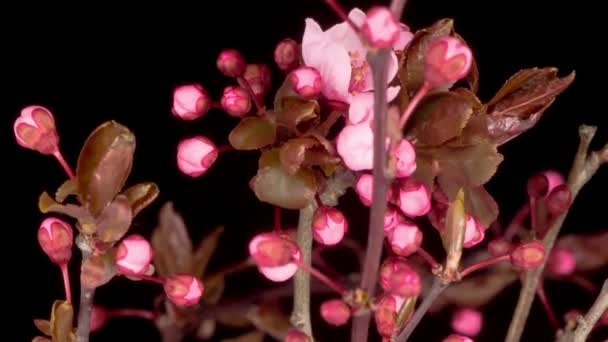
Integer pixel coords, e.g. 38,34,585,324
557,279,608,342
291,203,316,337
505,125,608,342
395,278,449,341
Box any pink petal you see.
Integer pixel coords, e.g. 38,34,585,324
393,24,414,51
463,215,485,248
348,86,401,125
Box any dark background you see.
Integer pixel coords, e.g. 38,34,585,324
3,0,608,341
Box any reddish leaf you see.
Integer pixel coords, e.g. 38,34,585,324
80,253,117,289
96,195,133,243
151,202,193,277
221,331,265,342
55,179,78,203
76,121,135,217
250,162,317,210
485,68,575,145
191,226,224,279
279,138,317,174
463,186,499,228
246,302,292,340
39,192,94,231
34,319,51,336
276,99,320,135
121,182,159,218
229,117,276,150
435,140,504,189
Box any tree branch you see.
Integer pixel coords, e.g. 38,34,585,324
505,125,608,342
76,254,95,342
557,278,608,342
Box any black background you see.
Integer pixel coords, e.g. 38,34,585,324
3,0,608,341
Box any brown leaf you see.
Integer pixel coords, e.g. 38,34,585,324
38,192,94,232
250,162,317,210
76,121,135,217
217,311,252,328
279,137,318,174
202,274,225,305
273,76,299,112
246,302,292,340
556,232,608,273
221,331,265,342
96,195,133,243
55,179,78,203
191,226,224,279
276,99,320,135
50,300,74,342
80,253,117,289
463,186,499,228
400,18,454,97
450,114,490,147
407,91,474,146
485,68,575,145
34,319,51,336
151,202,193,277
121,182,159,218
32,337,51,342
229,117,276,150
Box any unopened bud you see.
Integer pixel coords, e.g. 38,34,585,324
463,215,485,248
290,66,322,98
221,86,251,117
363,6,401,49
244,64,271,98
397,178,431,217
274,38,300,72
116,234,153,276
337,123,375,171
528,170,565,199
388,221,423,256
177,136,219,177
546,184,572,216
379,257,421,297
392,139,416,178
38,217,73,264
285,330,311,342
487,238,513,257
320,299,351,326
451,307,483,337
217,49,246,77
14,105,59,155
510,241,546,269
374,294,405,337
90,306,108,332
384,208,400,236
312,206,348,246
164,274,204,307
443,334,474,342
546,247,576,276
249,233,301,282
424,37,473,88
355,173,393,206
172,84,211,120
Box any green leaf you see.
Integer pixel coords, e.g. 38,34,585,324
96,195,133,243
121,182,159,218
151,202,193,277
50,300,74,342
400,18,454,98
485,68,575,145
55,179,78,203
407,91,474,146
33,319,51,336
191,226,224,278
229,117,276,150
250,163,317,210
76,121,135,217
435,140,504,189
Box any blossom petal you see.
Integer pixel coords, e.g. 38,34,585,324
348,86,401,125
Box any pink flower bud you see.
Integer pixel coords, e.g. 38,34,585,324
384,208,400,236
176,136,219,177
510,241,546,269
546,184,572,216
393,139,417,178
290,66,322,98
249,233,301,282
337,123,374,171
424,37,473,88
397,179,431,217
312,206,348,246
13,105,59,155
393,24,414,51
274,38,300,72
546,247,576,276
221,86,251,117
38,217,73,264
217,49,246,77
285,330,311,342
171,84,211,120
443,334,474,342
90,306,108,332
487,238,513,257
164,274,204,307
355,173,393,206
374,294,405,337
320,299,351,326
463,215,485,248
379,257,421,297
115,234,153,275
388,221,423,256
527,170,566,199
451,307,483,337
363,6,401,49
244,64,272,98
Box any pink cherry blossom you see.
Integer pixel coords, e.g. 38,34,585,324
301,8,398,103
320,299,351,326
510,241,546,269
383,207,400,236
392,139,417,178
337,122,375,171
463,215,485,248
217,49,246,77
312,206,348,246
274,38,300,72
424,36,473,88
362,6,401,48
397,178,431,217
221,86,252,117
13,105,59,155
115,234,153,275
164,274,204,307
176,136,219,177
38,217,73,265
451,307,483,337
348,86,400,125
354,173,393,206
388,221,423,256
546,247,576,276
393,24,414,51
379,257,421,298
172,84,211,120
290,66,322,98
